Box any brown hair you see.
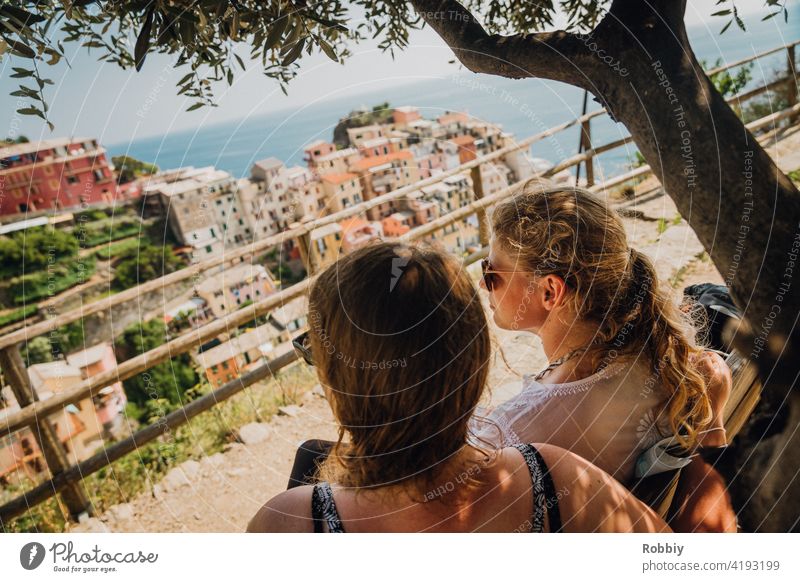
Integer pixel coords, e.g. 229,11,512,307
308,242,492,498
491,183,712,449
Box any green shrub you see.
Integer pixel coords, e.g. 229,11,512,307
10,257,96,305
0,304,37,327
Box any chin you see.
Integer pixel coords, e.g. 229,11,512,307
492,312,512,330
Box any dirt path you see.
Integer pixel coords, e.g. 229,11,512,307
71,392,338,533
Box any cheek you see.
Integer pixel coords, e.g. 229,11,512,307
492,285,530,326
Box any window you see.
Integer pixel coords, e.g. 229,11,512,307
222,361,229,370
238,218,244,226
211,365,219,373
205,245,212,254
210,228,216,238
66,175,79,184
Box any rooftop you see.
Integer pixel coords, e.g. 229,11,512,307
303,140,329,151
270,297,308,328
321,172,358,185
196,263,271,294
66,343,112,370
350,150,413,173
192,320,285,368
316,147,358,163
0,137,96,159
253,157,284,172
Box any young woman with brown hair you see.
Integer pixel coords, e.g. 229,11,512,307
248,242,668,533
478,183,734,531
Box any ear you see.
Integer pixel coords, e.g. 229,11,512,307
540,274,568,311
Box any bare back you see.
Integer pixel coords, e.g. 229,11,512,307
247,444,669,533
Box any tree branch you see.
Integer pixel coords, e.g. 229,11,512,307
408,0,594,86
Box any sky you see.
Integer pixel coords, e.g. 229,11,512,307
0,0,796,147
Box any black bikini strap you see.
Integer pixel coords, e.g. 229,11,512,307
528,445,563,533
514,443,563,533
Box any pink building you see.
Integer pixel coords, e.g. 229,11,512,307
0,137,124,217
303,140,337,169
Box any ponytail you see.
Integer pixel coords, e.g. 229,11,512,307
606,249,713,450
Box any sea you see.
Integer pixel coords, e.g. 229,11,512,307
108,16,800,181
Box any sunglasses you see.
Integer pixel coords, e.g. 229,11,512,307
481,258,518,292
292,331,314,366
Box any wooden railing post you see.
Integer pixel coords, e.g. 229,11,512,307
0,345,92,521
579,118,594,187
291,221,317,276
470,164,490,247
787,45,798,122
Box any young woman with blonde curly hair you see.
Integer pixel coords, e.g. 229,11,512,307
248,242,668,533
478,182,734,531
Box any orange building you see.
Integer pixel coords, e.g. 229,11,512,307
449,135,478,164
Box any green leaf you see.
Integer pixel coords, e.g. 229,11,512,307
281,38,305,67
226,69,234,85
186,102,204,112
265,17,289,51
234,52,245,70
9,67,34,78
318,39,338,63
134,6,155,72
9,43,36,59
720,19,732,34
178,72,194,85
18,107,45,120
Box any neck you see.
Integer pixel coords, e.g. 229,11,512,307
538,311,599,361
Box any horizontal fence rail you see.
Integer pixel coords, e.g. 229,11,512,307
1,39,798,525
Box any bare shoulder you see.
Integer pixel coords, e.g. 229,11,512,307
532,443,670,533
246,485,315,533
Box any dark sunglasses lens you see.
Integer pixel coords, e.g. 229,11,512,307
481,259,495,291
292,332,314,366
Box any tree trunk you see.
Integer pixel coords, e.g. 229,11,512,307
585,0,800,531
412,0,800,531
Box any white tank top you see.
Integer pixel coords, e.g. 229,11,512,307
473,357,670,484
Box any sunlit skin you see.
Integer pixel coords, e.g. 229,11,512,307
480,237,735,531
481,236,731,443
481,236,601,383
247,444,670,533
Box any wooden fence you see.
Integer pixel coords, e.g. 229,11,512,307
0,39,798,525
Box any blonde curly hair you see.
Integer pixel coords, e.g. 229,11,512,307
491,182,713,450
